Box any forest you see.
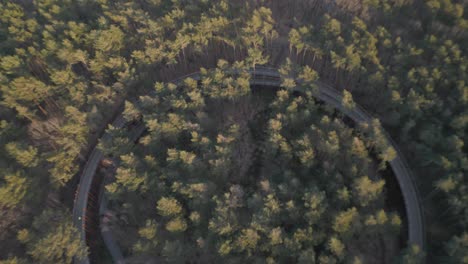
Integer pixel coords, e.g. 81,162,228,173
0,0,466,263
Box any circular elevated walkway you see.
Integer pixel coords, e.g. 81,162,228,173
73,66,425,263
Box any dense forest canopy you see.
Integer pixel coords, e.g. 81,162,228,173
101,61,403,262
0,0,466,263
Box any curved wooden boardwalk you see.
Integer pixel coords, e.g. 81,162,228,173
73,66,425,263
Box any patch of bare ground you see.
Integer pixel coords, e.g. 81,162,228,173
124,255,162,264
210,95,266,182
110,212,140,255
0,206,30,257
349,160,401,263
347,232,400,264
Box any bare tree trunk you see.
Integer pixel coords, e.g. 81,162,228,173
36,102,48,116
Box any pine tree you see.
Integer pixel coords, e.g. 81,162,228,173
23,210,88,264
342,90,356,110
0,171,31,208
157,197,183,217
353,176,385,206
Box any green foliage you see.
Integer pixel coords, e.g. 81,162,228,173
157,197,183,217
0,171,31,208
0,0,466,262
21,210,88,264
353,176,385,206
363,119,397,169
103,63,400,262
342,90,356,110
0,56,22,75
133,220,159,253
93,25,125,53
5,143,39,168
236,228,260,255
299,65,319,83
333,207,360,235
2,77,50,118
165,217,187,232
123,101,141,122
28,221,87,264
0,257,28,264
445,233,468,263
398,244,425,264
303,190,327,224
328,236,345,259
107,153,146,194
